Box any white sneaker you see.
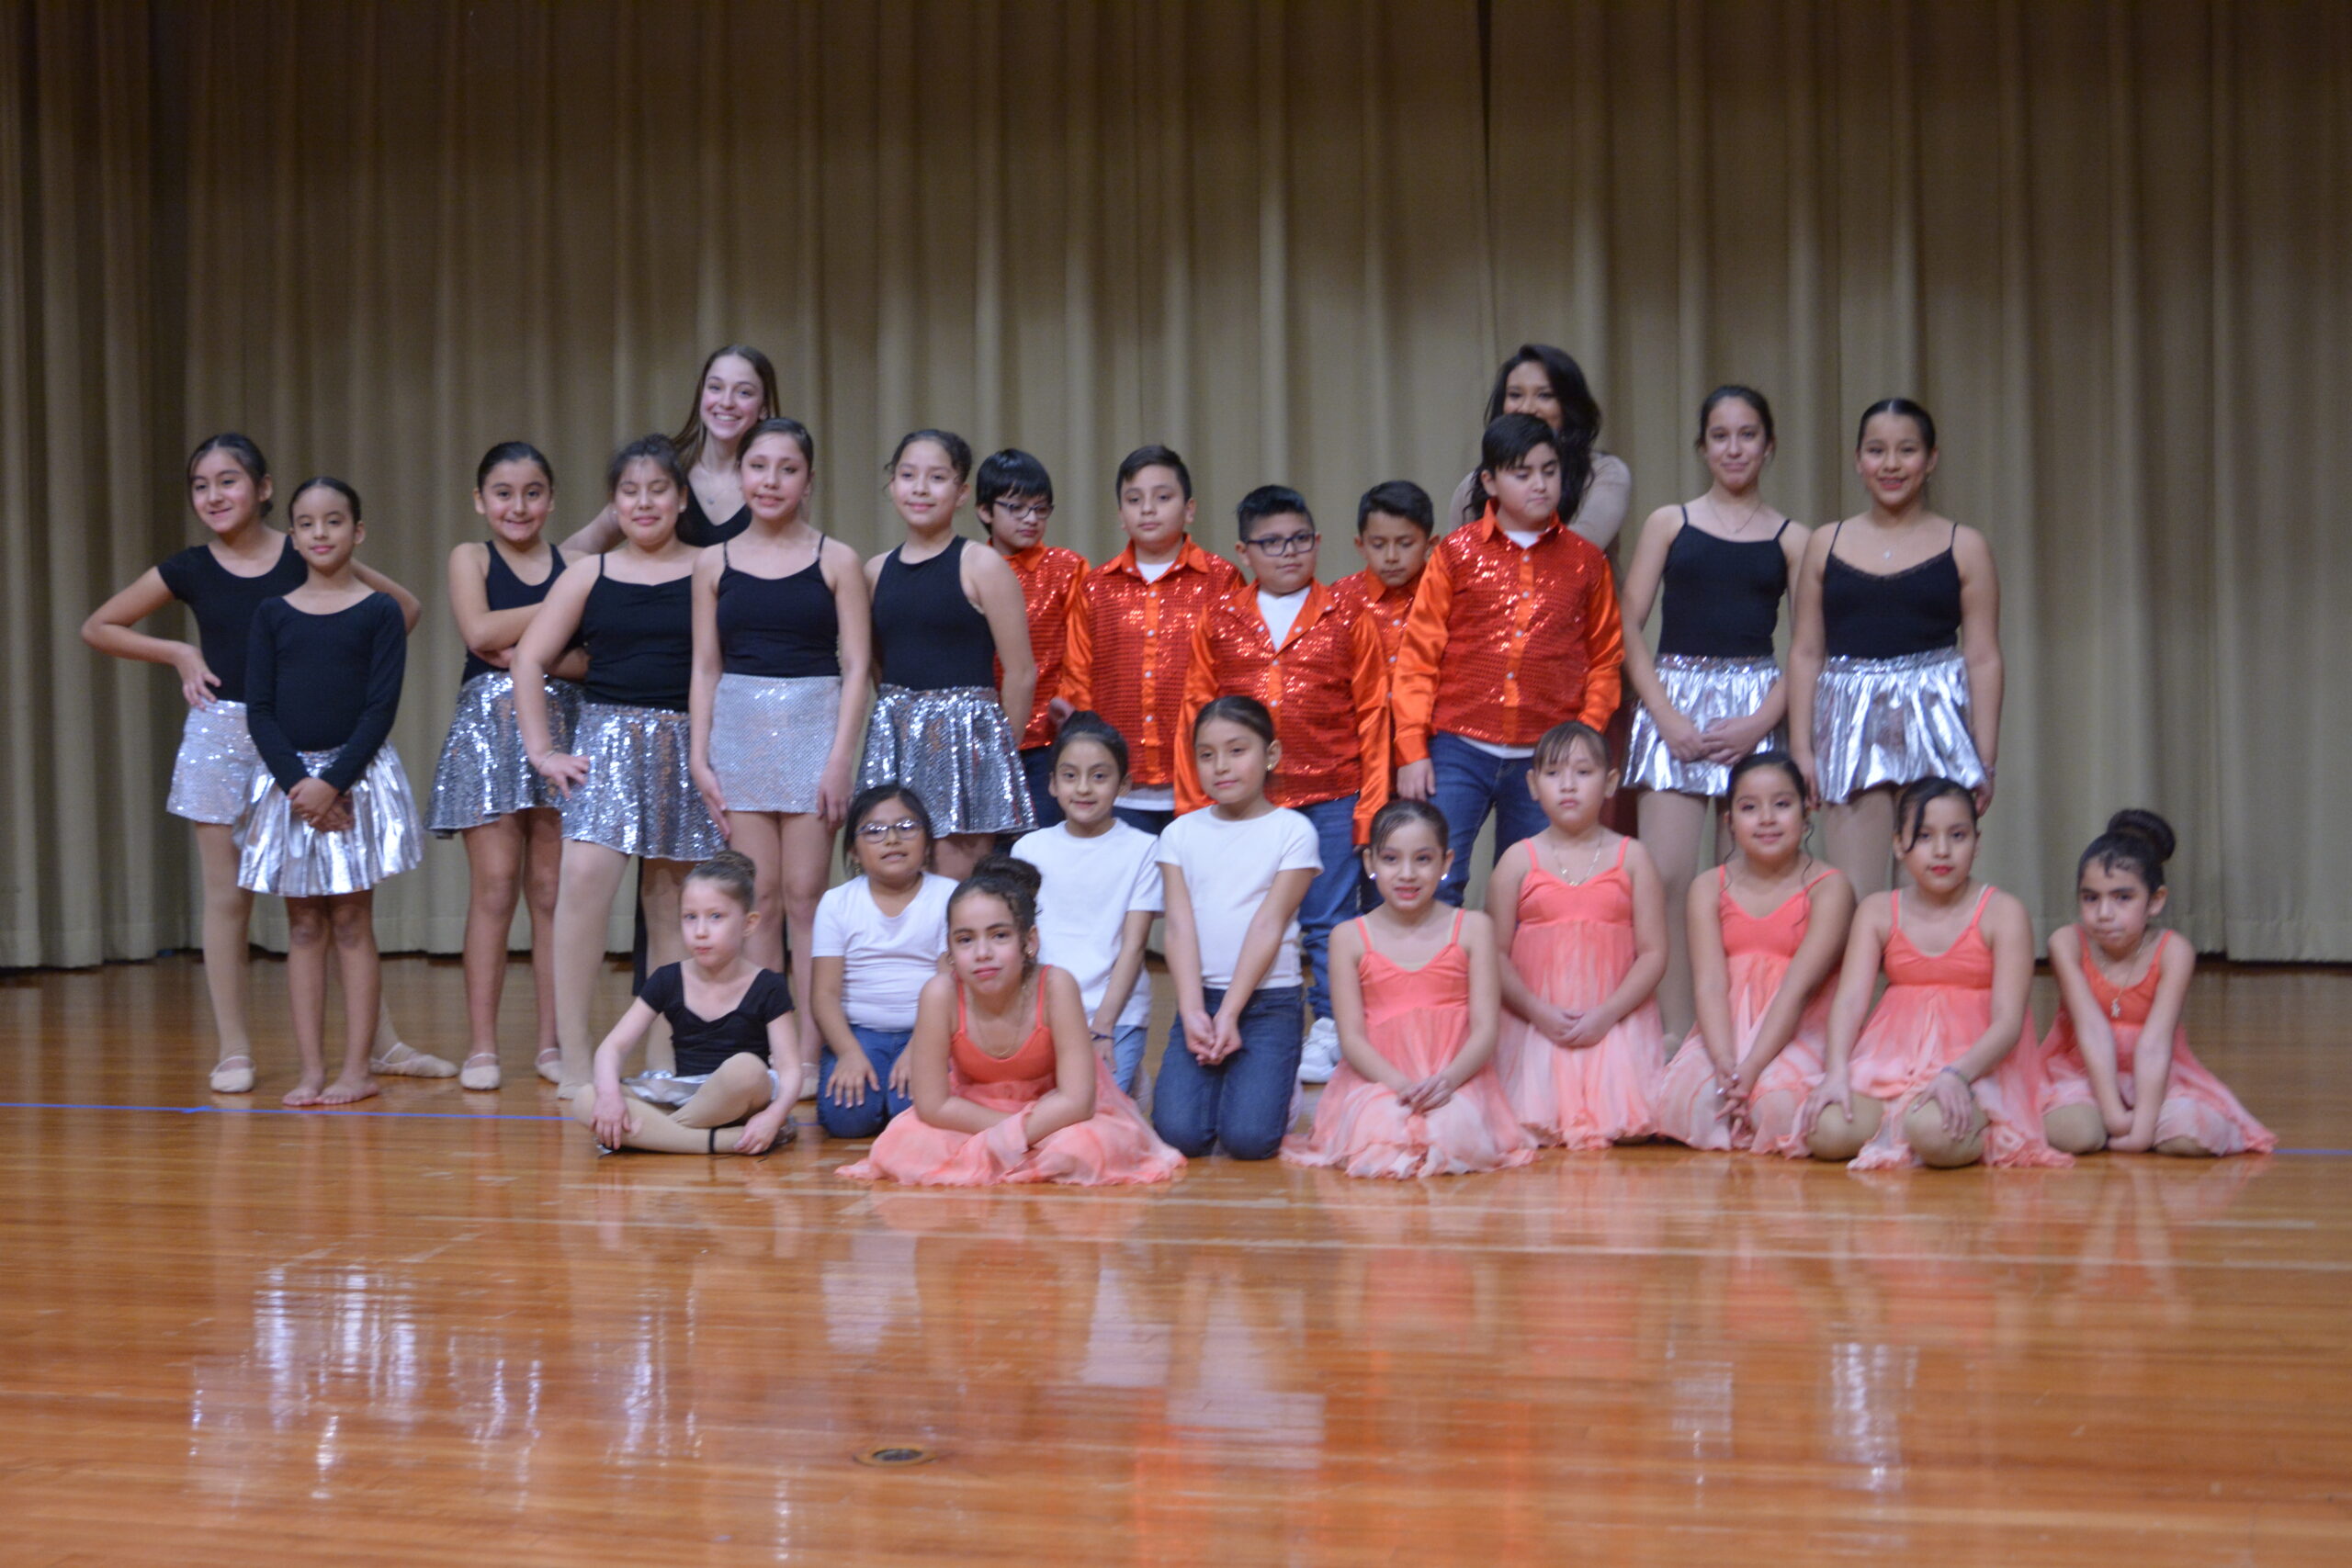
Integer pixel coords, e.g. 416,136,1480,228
1298,1017,1341,1084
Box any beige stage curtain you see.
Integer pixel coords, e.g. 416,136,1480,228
3,0,2344,963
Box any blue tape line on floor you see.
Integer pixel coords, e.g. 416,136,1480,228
0,1100,821,1126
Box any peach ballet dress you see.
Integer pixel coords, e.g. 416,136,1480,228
1283,912,1540,1179
838,967,1185,1187
1652,867,1838,1156
1845,888,2070,1170
2038,931,2274,1156
1496,841,1666,1149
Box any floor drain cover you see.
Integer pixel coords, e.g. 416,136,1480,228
855,1444,937,1468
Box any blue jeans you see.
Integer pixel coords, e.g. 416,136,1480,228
816,1024,915,1138
1109,1022,1149,1098
1296,795,1363,1021
1428,731,1549,908
1114,804,1175,837
1150,985,1305,1160
1019,746,1063,830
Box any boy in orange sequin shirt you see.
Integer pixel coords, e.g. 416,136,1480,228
978,448,1089,828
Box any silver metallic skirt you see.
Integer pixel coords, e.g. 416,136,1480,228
711,671,842,815
167,700,262,826
237,744,423,896
560,701,726,861
857,684,1035,837
1811,647,1985,804
427,671,582,835
1623,655,1785,796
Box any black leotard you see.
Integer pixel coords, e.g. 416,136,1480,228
677,485,752,547
578,557,695,711
637,963,794,1076
462,544,566,685
244,592,406,792
717,537,842,679
870,536,995,691
1821,522,1964,658
1656,510,1789,659
157,537,309,703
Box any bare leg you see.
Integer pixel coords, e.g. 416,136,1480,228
1905,1095,1987,1168
566,1055,776,1154
1637,788,1713,1043
552,840,631,1089
458,815,526,1084
775,809,833,1073
1805,1094,1886,1162
1820,786,1898,897
639,859,690,1073
521,807,565,1073
727,811,789,974
934,832,993,881
282,897,332,1106
671,1054,779,1129
322,890,381,1104
192,824,257,1089
2042,1104,2108,1156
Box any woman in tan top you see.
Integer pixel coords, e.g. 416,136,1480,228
1445,344,1633,548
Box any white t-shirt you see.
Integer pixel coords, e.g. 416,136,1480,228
810,873,956,1030
1012,821,1163,1031
1156,806,1321,990
1257,585,1308,647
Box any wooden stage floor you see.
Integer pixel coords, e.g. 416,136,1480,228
3,954,2349,1564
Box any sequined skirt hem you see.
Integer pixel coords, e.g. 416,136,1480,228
857,684,1035,837
427,672,581,835
1623,655,1785,795
236,744,423,896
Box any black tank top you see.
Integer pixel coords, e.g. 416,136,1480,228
1821,522,1964,658
677,483,752,547
578,556,695,711
717,536,842,679
156,536,310,704
871,536,995,692
1656,510,1789,659
461,543,566,685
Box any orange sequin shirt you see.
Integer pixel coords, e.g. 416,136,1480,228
1059,536,1240,789
1329,567,1419,669
1390,510,1624,763
997,542,1090,750
1174,580,1391,840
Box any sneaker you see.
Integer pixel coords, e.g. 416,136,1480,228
1298,1017,1341,1084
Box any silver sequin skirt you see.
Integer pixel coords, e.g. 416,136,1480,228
1811,648,1986,804
237,744,423,896
167,700,262,826
427,671,582,835
857,684,1035,837
560,701,727,861
1623,655,1785,796
711,671,842,814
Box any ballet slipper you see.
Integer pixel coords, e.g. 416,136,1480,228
209,1055,256,1095
370,1042,458,1078
458,1052,503,1091
535,1049,564,1085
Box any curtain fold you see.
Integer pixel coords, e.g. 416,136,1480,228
0,0,2341,962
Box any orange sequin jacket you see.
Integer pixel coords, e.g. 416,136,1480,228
1059,536,1240,788
1329,567,1419,670
997,542,1090,750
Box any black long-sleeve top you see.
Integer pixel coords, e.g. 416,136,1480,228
244,592,406,793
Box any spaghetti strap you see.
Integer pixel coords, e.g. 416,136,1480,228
1964,885,1995,931
1352,916,1378,963
1772,518,1792,540
1446,909,1465,948
1947,519,1960,552
595,551,606,578
720,540,730,567
1033,969,1049,1028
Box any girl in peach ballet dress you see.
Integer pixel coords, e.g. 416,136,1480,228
1800,777,2068,1170
1489,721,1668,1149
2037,810,2273,1158
1283,800,1539,1178
839,857,1183,1187
1652,751,1853,1154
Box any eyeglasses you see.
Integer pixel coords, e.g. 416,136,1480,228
1242,530,1317,557
991,501,1054,524
855,818,924,842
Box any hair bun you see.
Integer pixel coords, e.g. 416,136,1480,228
969,853,1043,901
2103,808,2176,865
705,848,757,877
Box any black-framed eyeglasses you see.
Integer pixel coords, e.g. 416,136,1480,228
990,501,1054,524
1242,530,1317,557
855,818,924,842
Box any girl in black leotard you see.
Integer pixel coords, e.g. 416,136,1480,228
81,434,429,1096
514,435,725,1092
557,344,782,555
859,430,1038,879
1618,387,1813,1038
427,442,590,1089
688,416,874,1084
1788,399,2005,895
